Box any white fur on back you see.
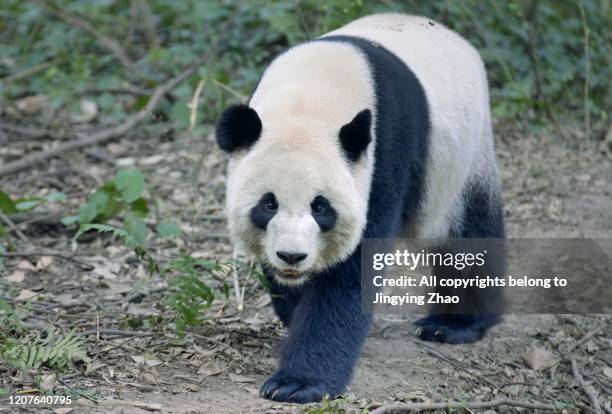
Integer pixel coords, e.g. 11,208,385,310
327,14,497,239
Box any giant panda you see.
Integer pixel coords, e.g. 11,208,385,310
214,14,505,403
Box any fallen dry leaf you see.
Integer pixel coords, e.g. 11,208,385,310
603,366,612,379
36,256,53,270
5,270,25,283
229,373,256,383
40,374,56,390
16,289,37,301
71,99,98,123
133,402,161,411
17,260,36,271
15,94,49,115
107,143,127,156
93,265,117,280
523,346,560,371
187,383,200,392
197,361,223,377
131,354,162,367
139,154,166,166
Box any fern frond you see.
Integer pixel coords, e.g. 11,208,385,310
74,223,134,246
0,330,90,371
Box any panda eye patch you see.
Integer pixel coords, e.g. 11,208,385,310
310,195,337,232
250,192,278,230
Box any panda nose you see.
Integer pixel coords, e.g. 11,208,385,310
276,251,308,265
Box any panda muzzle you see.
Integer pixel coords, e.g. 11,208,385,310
279,269,301,278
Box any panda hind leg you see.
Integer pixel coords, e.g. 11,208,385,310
415,314,501,344
415,180,505,344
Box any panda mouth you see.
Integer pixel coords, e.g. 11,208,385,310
278,268,302,279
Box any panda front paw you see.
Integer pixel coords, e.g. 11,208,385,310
260,371,336,403
414,315,500,344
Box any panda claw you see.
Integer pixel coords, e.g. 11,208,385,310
434,329,443,337
415,328,423,336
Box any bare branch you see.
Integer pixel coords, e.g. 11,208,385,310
571,358,603,414
0,62,201,177
371,398,572,414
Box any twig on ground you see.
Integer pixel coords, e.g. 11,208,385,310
414,340,497,389
90,336,142,358
57,377,98,403
371,398,572,413
0,122,64,140
193,232,230,241
565,322,607,353
189,77,206,130
29,0,138,74
586,374,612,397
80,85,152,96
0,61,202,177
177,330,239,355
84,147,117,165
0,296,88,311
571,358,603,414
99,399,162,412
0,211,30,243
125,286,167,303
96,312,100,341
0,61,54,84
231,247,244,311
0,249,91,268
209,78,246,101
77,329,157,338
8,210,66,229
81,328,236,356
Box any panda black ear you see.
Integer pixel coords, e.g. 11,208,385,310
215,104,262,153
339,109,371,162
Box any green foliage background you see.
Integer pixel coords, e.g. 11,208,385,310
0,0,610,126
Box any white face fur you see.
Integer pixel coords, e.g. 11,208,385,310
219,41,377,286
226,139,366,286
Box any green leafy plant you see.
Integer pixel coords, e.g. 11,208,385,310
0,190,17,214
73,167,181,244
1,329,90,372
0,189,65,213
160,255,265,334
0,298,30,335
1,0,608,128
1,190,67,260
74,223,135,246
75,224,265,334
302,395,364,414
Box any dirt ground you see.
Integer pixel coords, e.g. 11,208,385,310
0,121,611,413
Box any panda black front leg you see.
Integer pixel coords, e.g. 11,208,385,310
261,258,371,403
265,266,302,327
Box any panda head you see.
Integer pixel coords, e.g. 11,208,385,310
216,104,372,285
